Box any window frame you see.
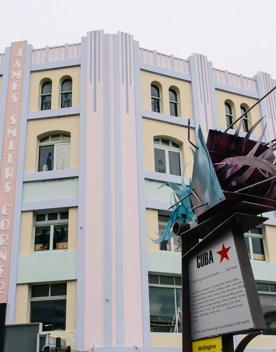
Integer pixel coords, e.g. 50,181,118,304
33,210,69,252
154,138,181,176
151,84,161,113
148,274,182,333
225,101,234,128
240,104,250,132
30,283,67,331
169,88,179,117
60,77,72,108
37,133,70,172
40,80,52,111
244,227,265,261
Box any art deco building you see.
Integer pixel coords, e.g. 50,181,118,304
0,31,276,351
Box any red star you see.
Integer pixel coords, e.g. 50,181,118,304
217,244,231,263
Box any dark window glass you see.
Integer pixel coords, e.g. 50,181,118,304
250,227,262,235
175,277,181,285
31,285,49,298
36,213,46,222
61,79,72,93
169,151,181,175
151,85,160,113
34,226,50,251
41,95,51,110
40,82,52,110
269,284,276,293
160,240,169,251
53,224,68,250
48,213,58,221
160,139,170,146
160,276,174,285
258,294,276,335
225,102,233,127
241,106,249,132
149,287,176,332
154,148,166,173
60,211,69,220
252,237,265,255
169,89,178,116
51,283,67,296
149,275,159,284
38,145,54,171
31,299,66,331
42,82,52,95
61,93,72,108
257,283,269,292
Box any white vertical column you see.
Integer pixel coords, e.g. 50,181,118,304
255,72,276,141
77,31,149,351
188,53,218,136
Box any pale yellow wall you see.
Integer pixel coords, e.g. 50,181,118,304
15,284,29,323
20,212,33,254
29,67,80,112
146,209,159,252
151,333,181,347
143,119,195,178
20,208,78,254
264,225,276,264
15,281,77,346
141,71,193,119
216,90,262,135
24,116,79,172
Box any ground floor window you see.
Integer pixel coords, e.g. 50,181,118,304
257,282,276,335
149,274,182,333
30,283,67,331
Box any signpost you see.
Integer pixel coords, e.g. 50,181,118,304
173,196,274,352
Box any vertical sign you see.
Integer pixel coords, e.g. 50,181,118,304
0,41,26,303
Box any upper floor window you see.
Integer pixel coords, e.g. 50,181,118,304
154,138,181,176
159,213,181,252
256,282,276,335
240,104,250,132
60,78,72,108
244,227,265,261
151,84,161,113
40,80,52,110
149,274,182,333
225,101,234,128
34,210,69,252
30,283,67,331
169,88,178,117
38,133,70,172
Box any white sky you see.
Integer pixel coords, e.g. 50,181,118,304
0,0,275,78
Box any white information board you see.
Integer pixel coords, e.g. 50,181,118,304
189,229,254,340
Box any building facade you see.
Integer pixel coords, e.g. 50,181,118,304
0,31,276,351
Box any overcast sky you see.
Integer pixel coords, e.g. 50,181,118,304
1,0,275,78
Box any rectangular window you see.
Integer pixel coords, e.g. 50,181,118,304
38,145,54,171
154,148,166,173
244,227,265,261
149,274,182,333
169,151,181,176
34,210,69,252
30,283,67,331
257,282,276,335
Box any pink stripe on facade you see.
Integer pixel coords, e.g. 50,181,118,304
0,41,27,303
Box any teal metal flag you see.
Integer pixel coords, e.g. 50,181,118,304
155,180,195,243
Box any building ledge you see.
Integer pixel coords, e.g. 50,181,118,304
28,106,80,120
